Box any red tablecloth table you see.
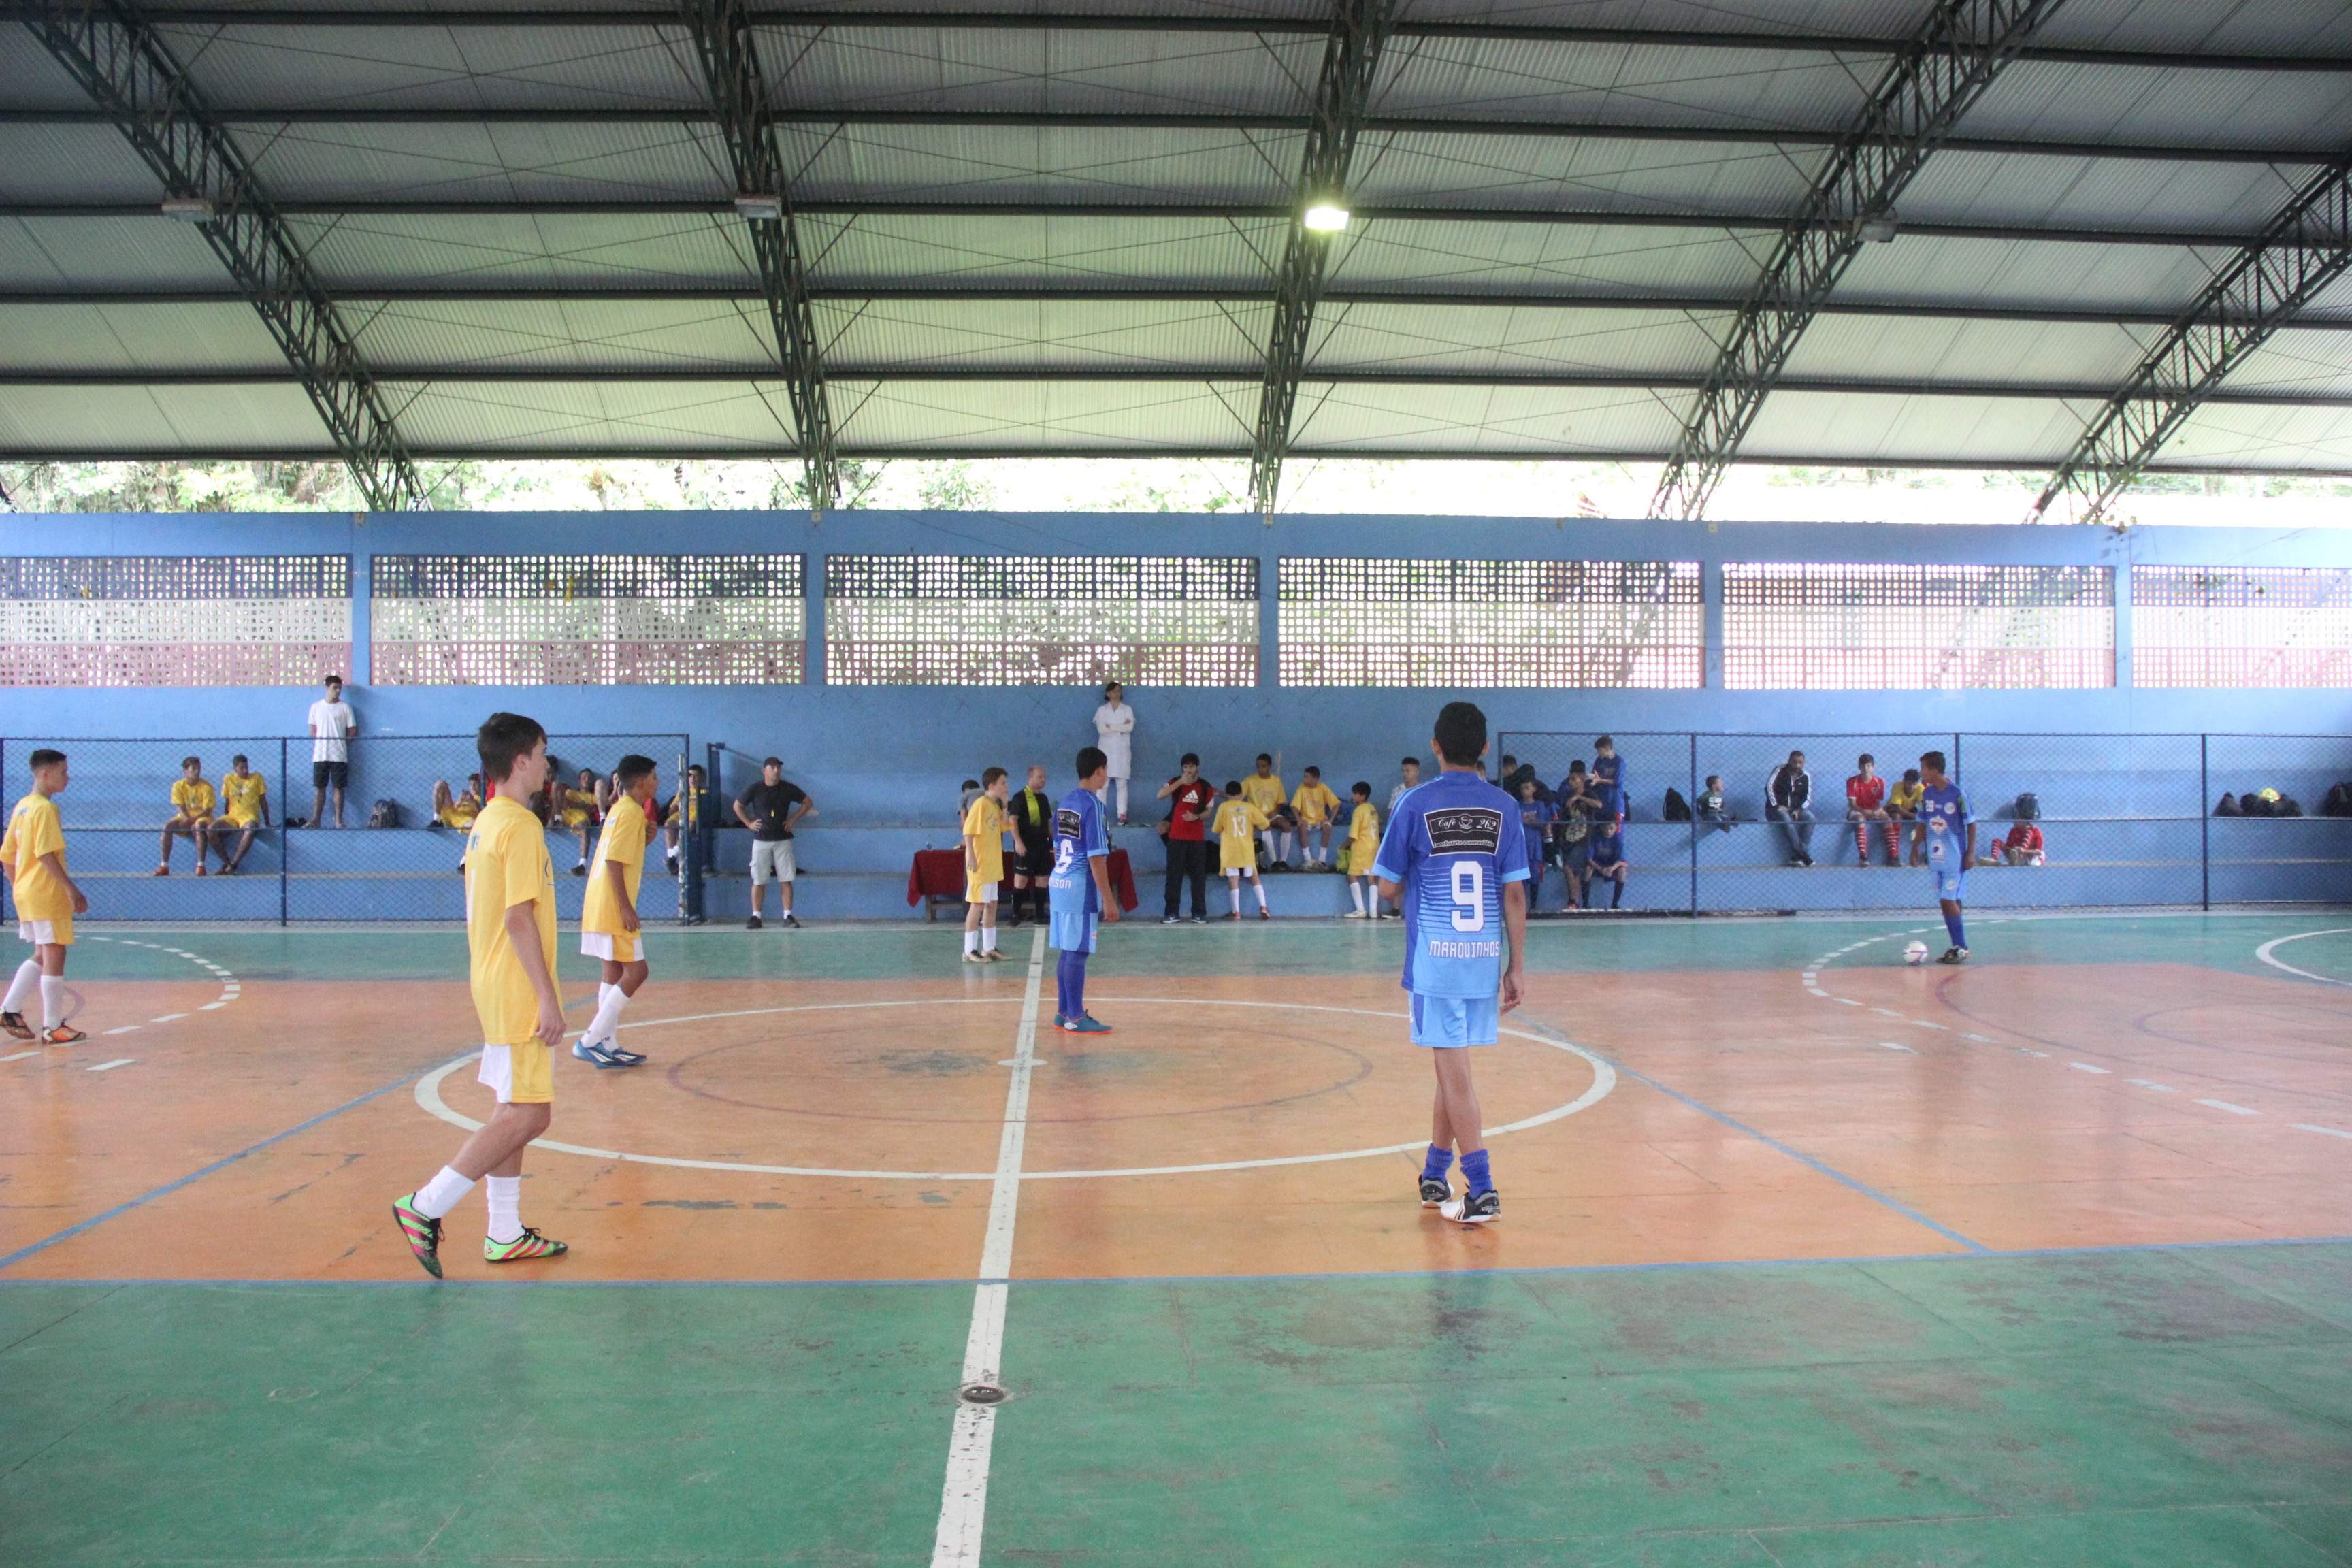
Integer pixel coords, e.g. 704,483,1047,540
906,847,1138,917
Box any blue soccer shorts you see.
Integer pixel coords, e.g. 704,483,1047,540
1929,862,1966,902
1049,909,1098,954
1411,993,1500,1049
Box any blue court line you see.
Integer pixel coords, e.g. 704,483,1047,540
1515,1018,1992,1256
0,1051,473,1274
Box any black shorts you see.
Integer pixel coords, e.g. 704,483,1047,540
1015,840,1054,879
312,760,349,789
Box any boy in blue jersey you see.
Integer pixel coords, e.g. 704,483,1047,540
1049,746,1122,1033
1918,749,1975,964
1373,702,1531,1227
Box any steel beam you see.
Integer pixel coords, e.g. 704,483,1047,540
24,0,427,510
1648,0,2065,521
671,0,838,513
2030,158,2352,525
1249,0,1398,518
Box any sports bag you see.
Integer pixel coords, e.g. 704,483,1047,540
368,798,402,829
1662,787,1692,822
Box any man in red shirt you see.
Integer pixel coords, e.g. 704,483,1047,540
1157,752,1216,924
1846,753,1899,866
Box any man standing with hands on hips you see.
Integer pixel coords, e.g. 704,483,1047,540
734,756,815,930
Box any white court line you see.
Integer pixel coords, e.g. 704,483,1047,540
2254,928,2352,988
148,1013,186,1024
2128,1079,2177,1093
2296,1123,2352,1140
1878,1042,1916,1054
2198,1099,2260,1117
103,1026,140,1036
0,1050,33,1064
2066,1062,2110,1075
87,1058,133,1073
930,926,1047,1568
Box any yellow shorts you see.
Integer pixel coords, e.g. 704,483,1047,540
18,917,71,947
478,1041,553,1105
966,876,999,904
560,808,591,829
581,930,639,963
1220,842,1257,874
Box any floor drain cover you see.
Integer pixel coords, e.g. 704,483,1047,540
958,1382,1009,1406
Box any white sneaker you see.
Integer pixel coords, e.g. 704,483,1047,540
1343,909,1370,919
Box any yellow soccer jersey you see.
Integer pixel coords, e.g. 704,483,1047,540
464,795,559,1047
1292,779,1340,826
438,798,480,830
962,794,1007,887
1240,774,1286,815
2,793,71,923
582,794,649,936
1889,780,1925,814
171,777,216,818
1214,798,1267,872
557,785,598,828
1348,800,1379,854
220,771,267,825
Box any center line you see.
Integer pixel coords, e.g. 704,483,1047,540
932,925,1048,1568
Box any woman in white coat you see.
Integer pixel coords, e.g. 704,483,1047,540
1092,681,1136,823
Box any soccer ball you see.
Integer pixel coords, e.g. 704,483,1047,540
1903,941,1929,966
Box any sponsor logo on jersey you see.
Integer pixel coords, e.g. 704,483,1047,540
1424,806,1503,858
1055,806,1085,840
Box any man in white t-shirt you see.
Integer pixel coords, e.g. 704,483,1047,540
306,673,359,829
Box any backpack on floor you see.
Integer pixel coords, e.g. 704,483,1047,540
2323,781,2352,818
2277,794,2304,819
2214,792,2241,817
2012,791,2040,821
2240,790,2274,818
1661,787,1692,822
368,798,402,829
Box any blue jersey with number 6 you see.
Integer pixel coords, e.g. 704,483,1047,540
1373,771,1531,999
1047,786,1108,919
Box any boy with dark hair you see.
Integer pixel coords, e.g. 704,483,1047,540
962,766,1013,964
213,753,271,874
1157,753,1215,923
1592,736,1626,829
1516,777,1557,909
1387,757,1421,821
1006,764,1055,928
1243,754,1295,869
1342,781,1382,919
306,673,357,829
1584,818,1629,909
1918,750,1974,964
156,755,214,877
1846,753,1897,866
1051,747,1122,1033
661,763,704,877
1697,774,1732,835
557,767,601,875
1889,767,1926,866
736,756,813,930
1292,766,1342,870
1555,761,1599,911
391,712,568,1275
573,753,659,1068
1,749,89,1045
1213,780,1271,920
1374,702,1530,1227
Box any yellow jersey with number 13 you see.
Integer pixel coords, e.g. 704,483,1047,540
464,795,558,1047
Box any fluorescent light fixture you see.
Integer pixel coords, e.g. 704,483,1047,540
734,193,783,222
1855,214,1899,243
161,197,215,222
1302,203,1350,233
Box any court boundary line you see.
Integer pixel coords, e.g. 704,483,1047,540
2255,928,2352,988
930,926,1046,1568
0,1049,475,1273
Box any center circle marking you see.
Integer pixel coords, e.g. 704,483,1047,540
412,994,1616,1181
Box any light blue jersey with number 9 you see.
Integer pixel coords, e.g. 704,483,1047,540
1372,771,1531,999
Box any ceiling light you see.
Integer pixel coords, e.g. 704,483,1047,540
734,193,783,222
1302,203,1350,233
161,197,215,223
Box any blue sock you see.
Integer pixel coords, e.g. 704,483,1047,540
1055,950,1078,1018
1420,1144,1454,1183
1460,1149,1492,1194
1065,951,1088,1019
1944,908,1966,949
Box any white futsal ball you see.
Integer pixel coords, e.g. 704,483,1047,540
1903,941,1929,966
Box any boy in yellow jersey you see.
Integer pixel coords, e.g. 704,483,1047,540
1292,766,1342,870
574,753,657,1068
1341,781,1384,919
1241,753,1294,869
433,773,483,830
211,753,271,875
155,755,215,877
557,768,600,875
1890,766,1927,866
661,762,705,877
1,749,90,1045
961,766,1012,963
391,713,568,1277
1212,780,1271,920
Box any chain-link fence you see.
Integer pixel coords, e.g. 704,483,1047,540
0,732,692,924
1500,730,2351,914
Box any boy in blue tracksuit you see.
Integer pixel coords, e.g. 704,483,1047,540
1374,702,1531,1228
1918,749,1975,964
1049,746,1123,1032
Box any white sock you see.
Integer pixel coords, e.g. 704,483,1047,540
964,928,980,956
3,959,35,1015
485,1174,522,1245
39,975,64,1030
585,983,626,1047
1230,883,1242,914
1275,832,1292,862
982,924,998,953
413,1164,474,1220
1255,881,1267,909
1350,879,1366,912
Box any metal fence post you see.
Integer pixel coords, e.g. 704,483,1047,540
1687,730,1699,916
279,736,291,926
2200,732,2210,911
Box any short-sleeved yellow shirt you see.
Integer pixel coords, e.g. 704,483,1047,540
220,772,267,826
963,794,1006,889
582,794,649,936
1889,780,1925,813
1240,774,1286,815
171,778,216,818
3,793,71,923
1292,780,1340,826
1213,797,1267,872
438,798,480,830
464,795,559,1047
1348,800,1380,851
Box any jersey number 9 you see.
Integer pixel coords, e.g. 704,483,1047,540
1450,862,1486,932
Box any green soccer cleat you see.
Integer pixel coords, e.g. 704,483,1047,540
483,1227,570,1264
391,1194,444,1279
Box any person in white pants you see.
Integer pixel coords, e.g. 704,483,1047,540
1092,681,1136,824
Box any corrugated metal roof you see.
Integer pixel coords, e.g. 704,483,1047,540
1782,314,2157,389
291,213,763,290
1305,302,1728,378
800,124,1301,204
1286,380,1690,454
2035,0,2352,56
1352,131,1822,215
349,297,777,372
1375,36,1872,129
167,24,705,113
0,383,334,452
2157,402,2352,472
811,214,1281,289
826,297,1269,370
835,378,1258,448
387,378,807,449
1332,220,1776,296
0,218,235,290
1970,58,2352,150
0,303,289,372
1744,390,2092,465
1897,150,2332,234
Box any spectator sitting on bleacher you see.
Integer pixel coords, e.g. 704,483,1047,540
1768,750,1816,867
1291,766,1343,870
1244,755,1297,869
1987,821,2046,866
1697,774,1733,835
1592,736,1626,828
210,753,271,875
1889,767,1926,866
156,755,215,877
1517,779,1558,907
661,764,706,877
1387,757,1421,821
434,774,484,829
1555,762,1599,911
1846,753,1899,866
1497,755,1544,800
1585,818,1629,909
557,768,602,875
